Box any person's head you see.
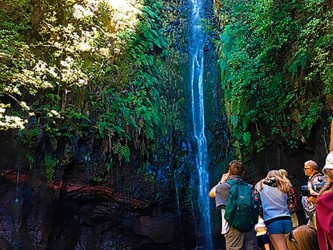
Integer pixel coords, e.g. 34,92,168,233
266,170,281,179
303,160,318,177
261,170,290,193
228,160,244,176
279,169,288,179
323,151,333,178
286,225,318,250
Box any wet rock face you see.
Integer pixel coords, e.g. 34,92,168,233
0,179,59,250
49,195,180,249
132,215,179,243
0,125,198,250
0,171,185,250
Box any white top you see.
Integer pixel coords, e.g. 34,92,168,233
221,209,230,234
254,217,267,236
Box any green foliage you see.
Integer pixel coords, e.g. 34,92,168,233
0,0,190,188
18,123,39,148
44,154,56,181
137,163,157,185
214,0,333,159
0,0,183,175
156,1,188,136
113,142,131,163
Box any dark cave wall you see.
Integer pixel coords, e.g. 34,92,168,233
251,120,330,184
0,125,199,250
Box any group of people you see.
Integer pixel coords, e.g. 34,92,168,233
209,156,333,250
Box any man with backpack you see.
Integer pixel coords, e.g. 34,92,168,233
209,160,258,250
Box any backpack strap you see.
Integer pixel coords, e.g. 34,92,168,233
309,172,322,181
227,178,245,186
226,179,235,186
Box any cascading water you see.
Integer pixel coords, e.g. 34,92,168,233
188,0,213,249
173,170,183,236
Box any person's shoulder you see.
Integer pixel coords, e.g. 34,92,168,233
312,172,325,181
319,190,333,199
254,181,262,190
218,181,232,188
215,182,232,197
311,172,323,178
228,177,254,188
228,175,244,182
247,183,254,188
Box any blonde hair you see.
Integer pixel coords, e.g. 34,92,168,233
279,169,288,179
286,225,318,250
279,169,292,187
258,170,290,193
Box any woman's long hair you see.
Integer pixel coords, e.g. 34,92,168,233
320,120,333,195
286,225,318,250
319,168,333,195
258,170,290,193
279,169,292,187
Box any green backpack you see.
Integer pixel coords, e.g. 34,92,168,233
224,179,259,232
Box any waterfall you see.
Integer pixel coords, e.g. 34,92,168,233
189,0,213,249
173,170,183,235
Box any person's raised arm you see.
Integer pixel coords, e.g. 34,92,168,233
220,170,230,183
209,186,216,198
209,170,230,198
